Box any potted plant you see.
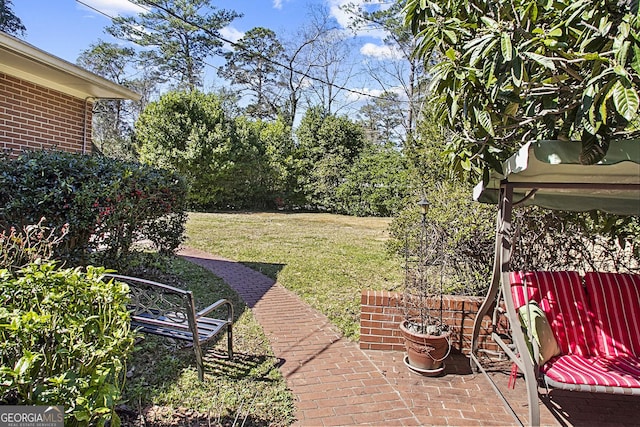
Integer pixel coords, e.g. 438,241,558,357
399,198,451,376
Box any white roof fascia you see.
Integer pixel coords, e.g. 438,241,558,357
0,32,140,101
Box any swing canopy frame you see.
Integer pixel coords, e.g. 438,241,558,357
470,139,640,426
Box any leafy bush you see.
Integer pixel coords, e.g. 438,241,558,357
511,208,640,273
0,150,188,266
0,262,135,426
390,193,640,297
295,107,367,211
335,145,410,217
136,90,260,210
388,182,496,296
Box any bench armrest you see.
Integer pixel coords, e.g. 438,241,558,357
197,298,233,323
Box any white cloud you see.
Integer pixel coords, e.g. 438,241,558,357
326,0,389,39
360,43,403,60
327,0,357,29
219,26,245,50
273,0,295,10
78,0,146,16
220,26,244,43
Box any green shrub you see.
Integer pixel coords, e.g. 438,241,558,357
390,192,640,297
388,182,496,296
0,262,135,426
335,145,410,217
0,150,188,266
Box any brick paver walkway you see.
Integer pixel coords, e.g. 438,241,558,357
179,247,640,426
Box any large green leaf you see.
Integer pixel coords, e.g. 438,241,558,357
612,81,640,121
632,44,640,75
512,54,523,87
467,36,498,67
501,33,513,61
504,102,519,117
522,51,556,70
476,109,495,137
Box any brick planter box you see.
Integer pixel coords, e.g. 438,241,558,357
360,290,506,354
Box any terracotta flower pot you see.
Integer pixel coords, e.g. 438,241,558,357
399,319,451,375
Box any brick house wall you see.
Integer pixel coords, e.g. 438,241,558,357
360,290,508,355
0,72,93,155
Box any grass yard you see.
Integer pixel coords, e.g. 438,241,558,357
185,212,404,340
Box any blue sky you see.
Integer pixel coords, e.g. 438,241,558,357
11,0,399,101
13,1,331,61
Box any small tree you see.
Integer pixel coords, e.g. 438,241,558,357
295,107,366,210
405,0,640,178
136,90,284,210
136,90,231,208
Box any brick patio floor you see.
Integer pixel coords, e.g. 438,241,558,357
179,247,640,426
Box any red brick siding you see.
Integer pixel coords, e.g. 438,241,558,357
0,72,92,155
360,290,507,354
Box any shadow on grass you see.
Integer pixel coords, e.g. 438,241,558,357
240,261,285,282
127,337,283,388
178,252,285,308
121,332,292,426
204,351,286,381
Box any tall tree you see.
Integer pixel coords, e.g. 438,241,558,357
279,13,336,126
405,0,640,179
0,0,25,36
344,0,427,142
78,42,140,159
107,0,241,91
218,27,285,120
357,91,405,147
293,5,358,115
78,41,166,160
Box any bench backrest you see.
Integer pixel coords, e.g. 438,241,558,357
106,274,194,326
584,272,640,358
510,271,597,357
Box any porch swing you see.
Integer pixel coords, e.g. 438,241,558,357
469,139,640,426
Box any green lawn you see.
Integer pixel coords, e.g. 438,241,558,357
185,212,404,340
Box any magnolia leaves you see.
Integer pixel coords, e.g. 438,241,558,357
405,0,640,180
611,81,639,121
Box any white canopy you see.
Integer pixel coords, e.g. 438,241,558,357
473,140,640,216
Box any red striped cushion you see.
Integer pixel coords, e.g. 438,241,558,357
543,354,640,389
584,272,640,358
510,271,597,356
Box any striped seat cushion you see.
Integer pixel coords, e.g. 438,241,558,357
584,272,640,358
510,271,597,357
543,354,640,392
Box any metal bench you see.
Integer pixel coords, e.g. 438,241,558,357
105,273,233,381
